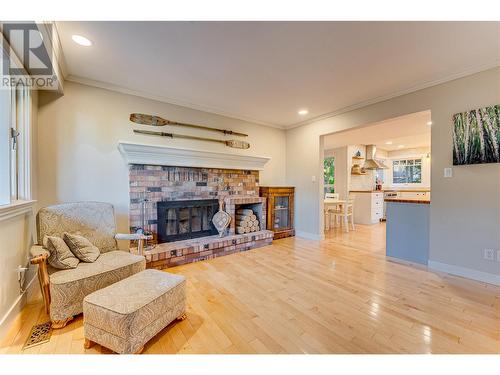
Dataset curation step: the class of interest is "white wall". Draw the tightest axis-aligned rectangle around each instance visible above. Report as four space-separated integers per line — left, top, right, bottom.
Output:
37 81 287 246
0 211 36 338
286 67 500 281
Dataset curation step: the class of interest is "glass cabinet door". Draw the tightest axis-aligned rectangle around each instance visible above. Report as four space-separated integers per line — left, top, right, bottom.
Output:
273 195 290 229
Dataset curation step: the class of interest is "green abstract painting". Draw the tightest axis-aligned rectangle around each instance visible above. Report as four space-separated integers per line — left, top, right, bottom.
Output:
452 104 500 165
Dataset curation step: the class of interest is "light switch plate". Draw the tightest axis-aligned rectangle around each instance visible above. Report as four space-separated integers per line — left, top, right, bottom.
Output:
497 250 500 262
311 175 316 183
444 167 453 178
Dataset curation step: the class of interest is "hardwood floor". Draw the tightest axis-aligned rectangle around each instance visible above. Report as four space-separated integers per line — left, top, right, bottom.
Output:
2 223 499 354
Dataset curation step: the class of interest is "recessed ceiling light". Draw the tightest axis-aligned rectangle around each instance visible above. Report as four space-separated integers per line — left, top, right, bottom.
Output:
72 34 92 47
398 145 405 149
427 121 433 126
385 141 393 145
298 109 309 116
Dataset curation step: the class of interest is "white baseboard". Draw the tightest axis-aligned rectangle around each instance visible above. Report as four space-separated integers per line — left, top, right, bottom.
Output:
0 274 38 340
295 231 325 241
428 260 500 286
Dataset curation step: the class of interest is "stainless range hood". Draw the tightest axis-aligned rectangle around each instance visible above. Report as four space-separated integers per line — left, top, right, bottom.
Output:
363 145 389 170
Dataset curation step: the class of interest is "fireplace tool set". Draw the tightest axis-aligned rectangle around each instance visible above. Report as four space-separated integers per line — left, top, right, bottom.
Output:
136 192 156 251
129 113 251 149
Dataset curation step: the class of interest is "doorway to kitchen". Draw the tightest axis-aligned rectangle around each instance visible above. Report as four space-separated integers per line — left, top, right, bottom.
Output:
321 110 432 248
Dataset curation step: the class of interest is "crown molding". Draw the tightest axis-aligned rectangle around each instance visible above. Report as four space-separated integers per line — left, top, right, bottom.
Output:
288 60 500 130
118 141 271 171
65 75 286 130
68 60 500 131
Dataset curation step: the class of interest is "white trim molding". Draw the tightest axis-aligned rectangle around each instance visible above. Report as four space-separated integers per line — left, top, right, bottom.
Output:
428 260 500 287
118 141 271 171
296 230 325 241
0 200 36 222
0 271 38 339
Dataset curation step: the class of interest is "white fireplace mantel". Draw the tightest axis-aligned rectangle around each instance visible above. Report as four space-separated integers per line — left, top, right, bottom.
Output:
118 141 271 170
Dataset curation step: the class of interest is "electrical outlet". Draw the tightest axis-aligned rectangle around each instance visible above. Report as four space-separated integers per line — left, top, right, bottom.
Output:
483 249 495 261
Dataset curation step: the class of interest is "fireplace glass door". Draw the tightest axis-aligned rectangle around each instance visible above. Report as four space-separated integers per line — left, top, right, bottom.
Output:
158 199 218 243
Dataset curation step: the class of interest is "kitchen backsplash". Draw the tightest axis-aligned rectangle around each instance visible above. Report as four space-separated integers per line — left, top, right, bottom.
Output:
350 170 376 190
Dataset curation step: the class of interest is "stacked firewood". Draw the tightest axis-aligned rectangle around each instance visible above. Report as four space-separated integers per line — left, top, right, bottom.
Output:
235 208 260 234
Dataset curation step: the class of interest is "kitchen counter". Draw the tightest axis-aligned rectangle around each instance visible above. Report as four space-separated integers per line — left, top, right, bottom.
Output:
386 199 429 265
350 189 430 193
384 197 430 204
349 190 384 193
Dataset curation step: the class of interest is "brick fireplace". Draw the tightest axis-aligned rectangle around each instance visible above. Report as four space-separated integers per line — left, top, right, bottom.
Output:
127 163 272 268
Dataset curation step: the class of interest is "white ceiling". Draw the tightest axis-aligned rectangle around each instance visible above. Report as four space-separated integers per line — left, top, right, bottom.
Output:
323 110 431 151
56 21 500 128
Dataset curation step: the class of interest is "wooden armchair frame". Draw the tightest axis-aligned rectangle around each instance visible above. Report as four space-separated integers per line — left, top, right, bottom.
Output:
31 252 51 314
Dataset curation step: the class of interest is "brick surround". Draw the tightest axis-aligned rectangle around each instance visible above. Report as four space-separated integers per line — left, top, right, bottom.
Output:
129 164 259 239
128 164 271 268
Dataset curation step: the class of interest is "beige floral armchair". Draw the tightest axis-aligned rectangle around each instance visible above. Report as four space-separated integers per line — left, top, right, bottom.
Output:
30 202 148 328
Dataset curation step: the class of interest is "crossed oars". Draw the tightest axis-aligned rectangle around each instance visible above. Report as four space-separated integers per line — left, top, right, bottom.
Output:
130 113 250 149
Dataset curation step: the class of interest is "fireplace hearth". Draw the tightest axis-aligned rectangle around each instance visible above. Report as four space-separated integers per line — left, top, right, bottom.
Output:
157 199 219 243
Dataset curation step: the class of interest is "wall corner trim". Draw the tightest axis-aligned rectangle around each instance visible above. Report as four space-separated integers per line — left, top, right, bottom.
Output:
428 260 500 286
295 231 325 241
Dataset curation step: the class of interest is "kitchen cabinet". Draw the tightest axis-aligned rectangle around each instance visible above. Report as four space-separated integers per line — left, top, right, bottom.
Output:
351 192 383 225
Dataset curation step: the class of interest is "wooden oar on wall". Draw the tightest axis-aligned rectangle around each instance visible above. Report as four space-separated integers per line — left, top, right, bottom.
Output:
133 129 251 149
130 113 248 137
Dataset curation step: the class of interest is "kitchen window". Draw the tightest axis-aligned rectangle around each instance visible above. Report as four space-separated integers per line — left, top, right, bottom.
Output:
374 169 385 184
392 158 422 184
324 156 335 193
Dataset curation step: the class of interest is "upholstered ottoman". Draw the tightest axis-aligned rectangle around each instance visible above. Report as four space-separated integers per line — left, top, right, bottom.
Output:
83 269 186 354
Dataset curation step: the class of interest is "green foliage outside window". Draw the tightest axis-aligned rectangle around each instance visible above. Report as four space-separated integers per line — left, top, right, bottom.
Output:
324 157 335 186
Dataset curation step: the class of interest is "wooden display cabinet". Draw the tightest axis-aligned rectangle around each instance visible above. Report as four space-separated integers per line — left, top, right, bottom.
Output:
259 186 295 239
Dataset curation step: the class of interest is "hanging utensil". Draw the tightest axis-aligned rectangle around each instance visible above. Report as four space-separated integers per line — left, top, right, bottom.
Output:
130 113 248 137
133 129 251 149
212 199 231 238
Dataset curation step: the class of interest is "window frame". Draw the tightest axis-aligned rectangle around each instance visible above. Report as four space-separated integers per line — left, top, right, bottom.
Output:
14 83 32 201
374 168 385 185
0 30 36 223
391 157 423 185
0 77 33 206
0 87 11 205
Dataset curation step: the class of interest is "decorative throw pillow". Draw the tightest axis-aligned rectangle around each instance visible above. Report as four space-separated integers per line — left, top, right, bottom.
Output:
64 232 100 262
45 236 80 269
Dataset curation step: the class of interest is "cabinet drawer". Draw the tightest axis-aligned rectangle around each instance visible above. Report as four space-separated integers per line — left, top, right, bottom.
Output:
371 210 383 220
